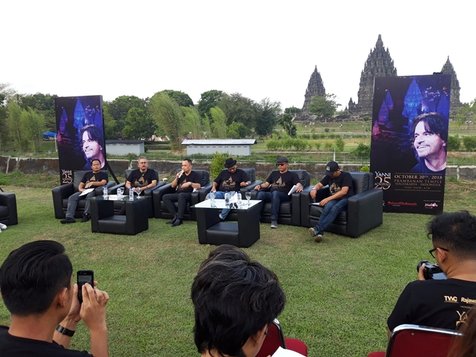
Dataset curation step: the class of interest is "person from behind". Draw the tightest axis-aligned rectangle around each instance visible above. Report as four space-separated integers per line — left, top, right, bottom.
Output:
125 157 158 195
387 211 476 334
0 240 109 356
162 158 202 227
448 306 476 357
410 112 447 174
191 245 286 357
61 158 108 224
208 158 250 220
308 161 354 242
254 156 303 229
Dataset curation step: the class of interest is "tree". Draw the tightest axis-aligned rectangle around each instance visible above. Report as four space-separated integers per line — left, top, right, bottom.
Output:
105 96 147 139
149 92 183 150
6 101 27 151
159 90 194 107
181 107 203 139
279 108 299 137
255 98 280 136
218 93 259 136
197 90 225 117
308 94 340 122
18 93 56 131
209 107 227 138
122 107 156 140
227 122 248 138
21 108 45 152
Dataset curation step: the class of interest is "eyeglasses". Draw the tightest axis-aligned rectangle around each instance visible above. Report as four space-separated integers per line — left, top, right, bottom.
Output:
429 247 449 259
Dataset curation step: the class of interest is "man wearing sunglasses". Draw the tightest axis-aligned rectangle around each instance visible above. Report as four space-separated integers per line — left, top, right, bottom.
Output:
387 211 476 334
254 157 302 229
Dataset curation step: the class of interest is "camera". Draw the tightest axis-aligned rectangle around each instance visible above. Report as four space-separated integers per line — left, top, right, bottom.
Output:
77 270 94 303
416 260 447 280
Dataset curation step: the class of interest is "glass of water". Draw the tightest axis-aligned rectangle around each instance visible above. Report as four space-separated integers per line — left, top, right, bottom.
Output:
236 192 242 208
245 191 251 206
117 187 124 197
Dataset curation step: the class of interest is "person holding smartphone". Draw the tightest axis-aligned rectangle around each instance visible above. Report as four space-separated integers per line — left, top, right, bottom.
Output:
0 240 110 357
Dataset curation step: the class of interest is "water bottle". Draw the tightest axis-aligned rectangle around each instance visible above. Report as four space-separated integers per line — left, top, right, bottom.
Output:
129 188 134 201
103 186 108 199
209 191 216 207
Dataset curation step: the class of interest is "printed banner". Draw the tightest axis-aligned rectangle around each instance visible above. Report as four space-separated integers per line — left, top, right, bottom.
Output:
370 74 451 214
55 96 106 184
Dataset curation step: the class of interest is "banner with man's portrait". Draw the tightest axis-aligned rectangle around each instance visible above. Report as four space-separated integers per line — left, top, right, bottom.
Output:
370 74 451 214
55 95 106 184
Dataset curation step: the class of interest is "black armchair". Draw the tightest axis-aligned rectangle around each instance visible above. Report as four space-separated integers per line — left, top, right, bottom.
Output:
300 172 383 238
0 192 18 226
250 170 311 226
153 169 211 220
52 170 112 219
109 169 165 217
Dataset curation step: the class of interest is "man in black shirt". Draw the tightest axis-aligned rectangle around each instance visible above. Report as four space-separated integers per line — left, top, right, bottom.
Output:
387 211 476 334
125 157 159 195
163 158 202 227
255 157 302 229
61 159 108 224
0 240 109 356
308 161 354 242
209 158 250 220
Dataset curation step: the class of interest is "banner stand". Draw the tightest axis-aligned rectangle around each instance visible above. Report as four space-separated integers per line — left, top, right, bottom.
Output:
104 161 120 185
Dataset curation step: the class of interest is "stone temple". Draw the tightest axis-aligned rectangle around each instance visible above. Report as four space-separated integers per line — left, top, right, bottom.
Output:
299 34 461 121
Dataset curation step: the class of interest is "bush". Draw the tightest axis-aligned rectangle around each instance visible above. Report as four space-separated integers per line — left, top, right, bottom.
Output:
463 136 476 151
335 137 345 152
447 135 461 151
209 153 227 179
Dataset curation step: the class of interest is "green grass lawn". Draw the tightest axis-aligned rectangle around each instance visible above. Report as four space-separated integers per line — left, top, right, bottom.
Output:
0 179 475 356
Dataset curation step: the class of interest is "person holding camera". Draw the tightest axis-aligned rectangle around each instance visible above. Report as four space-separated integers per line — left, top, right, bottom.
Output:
0 240 109 357
387 210 476 333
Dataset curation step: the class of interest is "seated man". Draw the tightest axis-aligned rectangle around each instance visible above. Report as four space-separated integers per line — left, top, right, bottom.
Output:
254 156 303 229
308 161 354 242
162 158 202 227
209 157 250 220
191 245 285 357
387 210 476 334
61 159 108 224
0 240 109 356
125 157 158 195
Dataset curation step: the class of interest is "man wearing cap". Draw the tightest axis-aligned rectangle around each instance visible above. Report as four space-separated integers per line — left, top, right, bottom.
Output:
209 158 251 220
254 157 303 229
308 161 354 242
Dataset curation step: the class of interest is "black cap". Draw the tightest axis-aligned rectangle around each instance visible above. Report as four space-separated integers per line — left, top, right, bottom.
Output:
325 161 339 176
224 158 237 168
276 156 288 164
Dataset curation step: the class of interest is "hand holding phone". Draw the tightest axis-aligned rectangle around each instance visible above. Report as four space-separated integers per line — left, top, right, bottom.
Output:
77 270 94 303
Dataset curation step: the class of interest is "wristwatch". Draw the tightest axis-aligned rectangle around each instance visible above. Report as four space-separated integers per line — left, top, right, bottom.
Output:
56 325 75 337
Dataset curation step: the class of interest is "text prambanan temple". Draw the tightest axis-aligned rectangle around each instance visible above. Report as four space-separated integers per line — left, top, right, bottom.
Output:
299 34 461 121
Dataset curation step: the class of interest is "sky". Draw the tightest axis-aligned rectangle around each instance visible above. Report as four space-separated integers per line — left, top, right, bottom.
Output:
1 0 475 110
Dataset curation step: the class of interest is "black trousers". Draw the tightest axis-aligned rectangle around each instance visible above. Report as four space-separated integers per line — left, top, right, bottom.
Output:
162 192 192 219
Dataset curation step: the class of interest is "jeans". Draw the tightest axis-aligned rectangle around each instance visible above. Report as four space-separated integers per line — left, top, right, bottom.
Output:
162 192 192 219
314 198 348 234
65 190 95 219
256 190 290 221
206 191 233 219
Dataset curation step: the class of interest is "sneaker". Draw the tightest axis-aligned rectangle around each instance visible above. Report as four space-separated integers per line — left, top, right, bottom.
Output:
172 218 183 227
270 221 278 229
167 216 177 224
60 217 76 224
219 213 225 221
0 223 7 230
81 214 91 222
314 234 324 243
308 227 317 237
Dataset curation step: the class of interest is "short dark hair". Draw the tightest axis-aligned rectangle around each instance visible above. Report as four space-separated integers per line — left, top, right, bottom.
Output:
0 240 73 315
91 158 101 166
183 158 192 165
191 246 285 356
80 124 102 143
412 112 448 142
428 211 476 257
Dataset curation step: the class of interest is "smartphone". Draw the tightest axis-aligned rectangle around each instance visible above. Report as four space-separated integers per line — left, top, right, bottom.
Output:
77 270 94 303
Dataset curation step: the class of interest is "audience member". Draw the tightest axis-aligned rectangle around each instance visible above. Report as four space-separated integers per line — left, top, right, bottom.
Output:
0 240 109 356
410 112 447 174
387 211 476 334
448 306 476 357
163 159 202 227
208 158 250 220
125 157 158 195
61 159 108 224
308 161 354 242
191 245 286 357
254 156 302 229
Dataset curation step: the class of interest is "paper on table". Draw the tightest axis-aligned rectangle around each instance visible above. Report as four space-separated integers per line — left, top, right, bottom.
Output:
79 188 95 196
272 346 305 357
288 184 298 196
